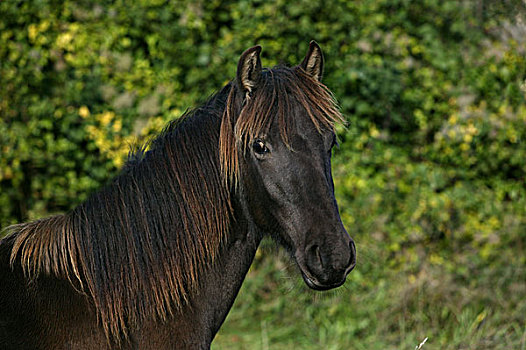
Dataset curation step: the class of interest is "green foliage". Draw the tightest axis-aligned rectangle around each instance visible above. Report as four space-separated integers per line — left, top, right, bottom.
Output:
1 0 525 348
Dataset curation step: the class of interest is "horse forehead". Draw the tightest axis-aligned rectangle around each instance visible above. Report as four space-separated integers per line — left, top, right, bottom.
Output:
269 102 322 135
293 116 329 144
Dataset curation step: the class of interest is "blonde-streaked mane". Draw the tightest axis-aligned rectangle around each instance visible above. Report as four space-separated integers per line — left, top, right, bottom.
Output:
5 86 233 342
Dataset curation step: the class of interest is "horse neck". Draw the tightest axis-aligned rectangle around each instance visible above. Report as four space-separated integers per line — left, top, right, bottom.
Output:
135 194 264 348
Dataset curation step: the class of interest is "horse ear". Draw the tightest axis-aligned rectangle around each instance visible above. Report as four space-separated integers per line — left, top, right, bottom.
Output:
299 40 324 82
236 45 262 95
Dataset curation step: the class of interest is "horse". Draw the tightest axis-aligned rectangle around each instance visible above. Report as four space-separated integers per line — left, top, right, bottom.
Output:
0 41 356 349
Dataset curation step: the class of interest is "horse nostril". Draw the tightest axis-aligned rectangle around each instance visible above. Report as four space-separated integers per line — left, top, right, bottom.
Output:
306 244 324 271
315 245 323 268
347 240 357 271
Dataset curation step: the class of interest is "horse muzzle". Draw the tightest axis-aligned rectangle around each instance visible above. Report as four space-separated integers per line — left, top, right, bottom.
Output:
298 239 356 291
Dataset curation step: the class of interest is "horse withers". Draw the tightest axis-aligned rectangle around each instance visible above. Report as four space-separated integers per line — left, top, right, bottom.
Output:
0 41 356 349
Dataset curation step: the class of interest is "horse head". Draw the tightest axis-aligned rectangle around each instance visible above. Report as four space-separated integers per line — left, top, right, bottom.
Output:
222 42 356 290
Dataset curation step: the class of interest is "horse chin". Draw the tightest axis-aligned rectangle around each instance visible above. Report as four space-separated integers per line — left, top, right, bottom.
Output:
300 271 346 291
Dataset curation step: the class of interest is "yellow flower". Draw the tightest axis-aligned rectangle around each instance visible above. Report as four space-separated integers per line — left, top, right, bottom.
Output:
57 32 73 49
28 24 38 42
112 119 122 133
97 111 114 126
370 126 380 138
79 106 90 118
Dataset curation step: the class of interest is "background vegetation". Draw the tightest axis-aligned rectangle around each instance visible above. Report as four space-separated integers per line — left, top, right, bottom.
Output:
1 0 525 348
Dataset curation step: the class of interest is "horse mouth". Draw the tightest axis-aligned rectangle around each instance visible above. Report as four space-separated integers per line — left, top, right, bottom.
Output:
300 271 346 291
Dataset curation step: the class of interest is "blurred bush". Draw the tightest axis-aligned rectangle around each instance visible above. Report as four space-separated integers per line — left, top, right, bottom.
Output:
1 0 525 347
1 0 524 258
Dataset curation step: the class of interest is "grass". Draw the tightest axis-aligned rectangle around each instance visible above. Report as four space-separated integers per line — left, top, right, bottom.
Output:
212 236 526 349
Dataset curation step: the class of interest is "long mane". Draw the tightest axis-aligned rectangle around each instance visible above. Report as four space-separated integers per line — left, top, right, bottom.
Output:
2 65 342 341
5 86 234 340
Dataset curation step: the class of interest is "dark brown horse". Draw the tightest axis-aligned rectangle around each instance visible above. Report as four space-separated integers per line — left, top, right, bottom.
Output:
0 41 356 349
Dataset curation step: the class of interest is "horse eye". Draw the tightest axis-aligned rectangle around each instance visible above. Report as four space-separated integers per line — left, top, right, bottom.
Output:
252 139 269 156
